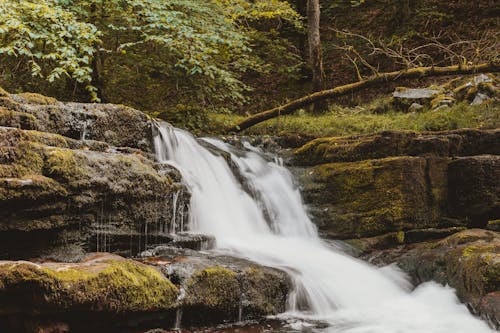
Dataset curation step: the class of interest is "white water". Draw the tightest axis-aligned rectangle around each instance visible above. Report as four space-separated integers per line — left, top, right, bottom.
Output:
153 122 494 333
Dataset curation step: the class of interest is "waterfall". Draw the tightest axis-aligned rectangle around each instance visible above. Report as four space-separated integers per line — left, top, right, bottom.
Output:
153 122 494 333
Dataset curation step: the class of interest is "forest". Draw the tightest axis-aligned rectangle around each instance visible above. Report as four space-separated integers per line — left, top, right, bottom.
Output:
0 1 498 333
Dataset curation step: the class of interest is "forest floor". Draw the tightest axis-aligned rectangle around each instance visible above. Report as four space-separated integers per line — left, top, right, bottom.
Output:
206 100 499 138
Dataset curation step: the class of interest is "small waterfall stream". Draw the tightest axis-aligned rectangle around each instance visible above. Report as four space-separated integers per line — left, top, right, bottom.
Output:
153 122 494 333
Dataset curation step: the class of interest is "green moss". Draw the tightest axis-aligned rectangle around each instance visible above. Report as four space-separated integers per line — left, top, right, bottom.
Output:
205 100 499 137
0 108 37 129
0 259 178 313
185 266 239 309
44 148 84 182
24 130 69 148
396 231 405 244
15 142 45 176
17 93 57 105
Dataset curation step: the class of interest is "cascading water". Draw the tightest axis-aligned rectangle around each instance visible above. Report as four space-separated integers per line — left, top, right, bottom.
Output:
153 122 494 333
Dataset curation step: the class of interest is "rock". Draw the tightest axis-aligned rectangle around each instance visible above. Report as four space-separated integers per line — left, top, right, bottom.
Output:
382 229 500 328
293 130 499 239
430 95 455 109
293 129 500 166
298 156 450 238
393 87 440 110
0 253 179 332
448 155 500 227
141 246 290 326
345 227 466 254
0 124 188 260
474 74 494 84
408 102 424 112
452 74 498 104
0 91 153 151
471 92 491 105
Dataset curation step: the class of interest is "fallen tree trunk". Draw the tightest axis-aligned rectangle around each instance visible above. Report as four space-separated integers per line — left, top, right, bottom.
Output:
229 63 499 132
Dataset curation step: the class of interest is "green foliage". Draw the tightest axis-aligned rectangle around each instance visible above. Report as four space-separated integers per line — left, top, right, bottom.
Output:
0 0 100 100
0 0 302 107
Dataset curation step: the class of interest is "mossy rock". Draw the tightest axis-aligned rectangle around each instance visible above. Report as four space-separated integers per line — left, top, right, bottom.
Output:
0 126 186 259
0 254 178 315
182 266 240 324
293 129 500 166
16 93 57 105
299 156 447 238
0 107 37 129
397 229 499 306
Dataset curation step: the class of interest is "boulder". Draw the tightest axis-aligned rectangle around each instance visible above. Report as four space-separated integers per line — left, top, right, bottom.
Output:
0 253 179 332
408 102 424 112
393 87 440 110
139 246 290 326
293 129 499 239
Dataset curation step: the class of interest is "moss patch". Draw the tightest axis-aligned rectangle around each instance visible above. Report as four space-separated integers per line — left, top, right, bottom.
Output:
16 93 57 105
184 266 239 309
0 256 178 314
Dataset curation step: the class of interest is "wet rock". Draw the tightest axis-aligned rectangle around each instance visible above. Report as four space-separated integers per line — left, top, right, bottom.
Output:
472 92 491 105
345 227 466 254
0 126 188 259
387 229 500 328
298 156 450 238
140 247 290 326
0 89 153 151
293 129 499 239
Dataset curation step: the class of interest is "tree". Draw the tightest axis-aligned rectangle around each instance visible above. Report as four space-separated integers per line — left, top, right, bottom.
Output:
0 0 101 100
307 0 326 113
0 0 302 109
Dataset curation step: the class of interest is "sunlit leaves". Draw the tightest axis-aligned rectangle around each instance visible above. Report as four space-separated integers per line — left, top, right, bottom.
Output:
0 0 100 93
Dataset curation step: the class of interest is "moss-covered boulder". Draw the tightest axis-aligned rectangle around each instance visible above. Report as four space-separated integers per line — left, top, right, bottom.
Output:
293 129 499 239
0 125 188 260
143 247 290 326
0 254 179 332
298 156 448 238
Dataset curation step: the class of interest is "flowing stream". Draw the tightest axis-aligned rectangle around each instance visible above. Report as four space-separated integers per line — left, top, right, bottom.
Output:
153 122 494 333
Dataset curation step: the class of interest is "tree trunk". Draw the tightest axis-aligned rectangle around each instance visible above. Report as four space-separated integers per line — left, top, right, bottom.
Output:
307 0 327 113
228 63 499 133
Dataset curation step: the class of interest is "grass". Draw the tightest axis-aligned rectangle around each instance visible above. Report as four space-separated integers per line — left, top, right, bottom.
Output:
205 101 499 138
